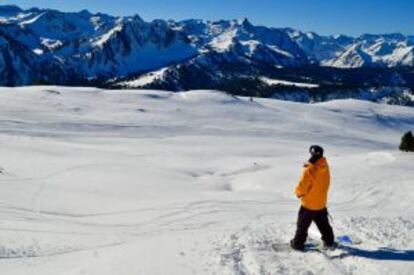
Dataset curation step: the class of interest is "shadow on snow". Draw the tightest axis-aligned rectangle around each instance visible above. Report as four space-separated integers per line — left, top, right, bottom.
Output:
333 246 414 261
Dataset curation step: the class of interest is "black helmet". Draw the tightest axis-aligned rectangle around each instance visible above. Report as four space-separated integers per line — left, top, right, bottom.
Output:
309 145 324 156
309 145 324 163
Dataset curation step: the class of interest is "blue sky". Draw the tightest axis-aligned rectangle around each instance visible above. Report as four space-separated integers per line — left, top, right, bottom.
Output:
3 0 413 36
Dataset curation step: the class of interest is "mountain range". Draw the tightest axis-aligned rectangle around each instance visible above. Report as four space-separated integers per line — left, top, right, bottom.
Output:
0 5 413 105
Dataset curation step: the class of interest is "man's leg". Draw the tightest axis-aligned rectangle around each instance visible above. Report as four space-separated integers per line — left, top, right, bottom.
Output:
313 208 334 246
291 206 313 250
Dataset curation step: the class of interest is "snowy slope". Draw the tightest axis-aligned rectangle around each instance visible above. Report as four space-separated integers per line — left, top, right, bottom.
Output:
261 76 319 88
0 87 413 274
117 67 169 88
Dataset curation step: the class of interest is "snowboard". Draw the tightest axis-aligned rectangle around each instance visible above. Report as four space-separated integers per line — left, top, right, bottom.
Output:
271 241 329 253
272 235 361 253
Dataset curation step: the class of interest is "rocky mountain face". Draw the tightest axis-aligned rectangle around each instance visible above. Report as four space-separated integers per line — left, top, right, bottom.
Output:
0 5 198 85
0 5 413 105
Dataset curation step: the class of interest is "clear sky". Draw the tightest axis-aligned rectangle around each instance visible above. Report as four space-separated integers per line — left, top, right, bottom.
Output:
2 0 413 36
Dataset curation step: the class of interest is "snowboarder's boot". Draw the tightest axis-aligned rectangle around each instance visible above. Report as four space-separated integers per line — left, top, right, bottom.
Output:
323 241 338 251
290 239 305 251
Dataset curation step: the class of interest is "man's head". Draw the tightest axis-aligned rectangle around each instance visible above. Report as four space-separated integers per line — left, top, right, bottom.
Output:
308 145 324 163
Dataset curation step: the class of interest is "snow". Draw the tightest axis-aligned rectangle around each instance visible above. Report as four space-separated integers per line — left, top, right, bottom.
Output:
0 87 413 274
209 29 237 52
41 38 63 50
92 23 123 48
267 45 295 58
118 68 168 88
261 76 320 88
90 16 104 30
18 12 45 26
0 12 32 24
32 48 44 55
240 40 260 56
290 29 414 68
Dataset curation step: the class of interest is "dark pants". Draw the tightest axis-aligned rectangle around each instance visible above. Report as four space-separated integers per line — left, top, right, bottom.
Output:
292 206 334 250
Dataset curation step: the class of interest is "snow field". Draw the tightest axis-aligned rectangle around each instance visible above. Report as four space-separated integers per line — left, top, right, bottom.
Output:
0 87 413 274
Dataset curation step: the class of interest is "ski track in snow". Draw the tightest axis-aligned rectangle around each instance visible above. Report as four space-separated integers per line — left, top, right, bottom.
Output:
0 87 413 274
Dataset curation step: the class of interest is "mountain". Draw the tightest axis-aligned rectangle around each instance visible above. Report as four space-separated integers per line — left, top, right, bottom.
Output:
286 31 414 68
0 5 198 84
0 5 413 105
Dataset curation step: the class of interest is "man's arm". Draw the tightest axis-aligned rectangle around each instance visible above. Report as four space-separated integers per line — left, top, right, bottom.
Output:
295 166 312 198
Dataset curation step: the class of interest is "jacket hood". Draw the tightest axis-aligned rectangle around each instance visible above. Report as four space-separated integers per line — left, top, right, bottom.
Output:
306 157 327 168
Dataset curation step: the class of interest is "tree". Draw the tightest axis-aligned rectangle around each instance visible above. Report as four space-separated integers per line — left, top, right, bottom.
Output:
32 79 51 86
399 131 414 152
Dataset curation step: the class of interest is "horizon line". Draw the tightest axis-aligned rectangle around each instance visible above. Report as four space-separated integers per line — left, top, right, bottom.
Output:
1 4 413 38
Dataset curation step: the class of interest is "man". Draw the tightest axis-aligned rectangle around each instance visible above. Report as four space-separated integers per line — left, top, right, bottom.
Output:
290 145 335 251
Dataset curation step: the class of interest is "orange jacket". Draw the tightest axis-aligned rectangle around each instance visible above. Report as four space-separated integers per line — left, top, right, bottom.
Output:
295 157 330 210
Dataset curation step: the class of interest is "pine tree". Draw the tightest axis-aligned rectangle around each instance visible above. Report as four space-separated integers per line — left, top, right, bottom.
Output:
32 79 51 86
399 131 414 152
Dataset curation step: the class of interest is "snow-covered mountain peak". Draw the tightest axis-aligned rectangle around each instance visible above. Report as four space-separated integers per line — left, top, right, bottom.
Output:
358 33 408 43
236 17 254 29
0 5 413 91
326 43 372 68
